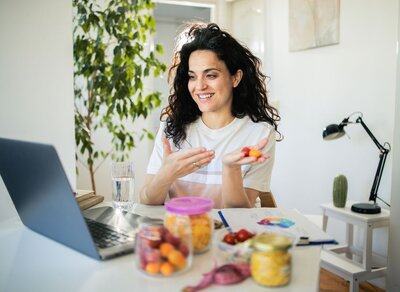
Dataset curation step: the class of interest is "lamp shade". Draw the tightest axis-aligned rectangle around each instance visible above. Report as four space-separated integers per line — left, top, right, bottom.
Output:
322 124 345 140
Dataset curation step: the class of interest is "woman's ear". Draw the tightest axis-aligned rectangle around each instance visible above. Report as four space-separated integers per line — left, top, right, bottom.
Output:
232 69 243 88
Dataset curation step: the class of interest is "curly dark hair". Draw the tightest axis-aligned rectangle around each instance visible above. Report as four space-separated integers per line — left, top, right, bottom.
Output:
161 22 281 148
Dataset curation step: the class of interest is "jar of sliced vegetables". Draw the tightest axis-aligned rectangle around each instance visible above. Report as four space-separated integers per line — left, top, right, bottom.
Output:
165 197 214 254
250 233 293 287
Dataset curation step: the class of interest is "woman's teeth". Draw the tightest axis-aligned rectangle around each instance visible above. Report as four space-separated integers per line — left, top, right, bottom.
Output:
198 93 213 99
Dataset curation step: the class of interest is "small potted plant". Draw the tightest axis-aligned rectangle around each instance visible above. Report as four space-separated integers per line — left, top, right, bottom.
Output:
332 174 348 208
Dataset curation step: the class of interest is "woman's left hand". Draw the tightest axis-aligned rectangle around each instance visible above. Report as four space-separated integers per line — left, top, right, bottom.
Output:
222 137 270 168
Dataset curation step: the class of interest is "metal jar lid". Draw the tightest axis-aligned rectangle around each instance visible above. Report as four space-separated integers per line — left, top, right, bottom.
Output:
252 233 293 252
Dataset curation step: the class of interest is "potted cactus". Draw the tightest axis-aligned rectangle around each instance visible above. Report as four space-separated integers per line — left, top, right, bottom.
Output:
332 174 348 208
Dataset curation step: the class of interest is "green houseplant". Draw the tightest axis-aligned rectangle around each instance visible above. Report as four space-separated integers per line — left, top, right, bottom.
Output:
73 0 166 193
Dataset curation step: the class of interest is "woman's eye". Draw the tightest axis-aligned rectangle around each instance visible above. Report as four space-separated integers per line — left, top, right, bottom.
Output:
188 75 195 80
207 74 217 79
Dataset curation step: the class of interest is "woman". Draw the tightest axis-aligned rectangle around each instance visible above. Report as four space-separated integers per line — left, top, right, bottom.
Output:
139 22 281 208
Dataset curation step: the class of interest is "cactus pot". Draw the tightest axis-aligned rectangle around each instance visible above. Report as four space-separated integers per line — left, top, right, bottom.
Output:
333 174 348 208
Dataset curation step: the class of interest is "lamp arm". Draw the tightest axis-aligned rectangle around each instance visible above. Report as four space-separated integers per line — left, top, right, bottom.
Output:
355 116 390 206
356 116 386 151
369 150 388 204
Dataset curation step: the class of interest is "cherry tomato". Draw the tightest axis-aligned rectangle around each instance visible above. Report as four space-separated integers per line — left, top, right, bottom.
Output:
249 149 262 158
223 233 237 245
241 147 250 157
236 229 253 242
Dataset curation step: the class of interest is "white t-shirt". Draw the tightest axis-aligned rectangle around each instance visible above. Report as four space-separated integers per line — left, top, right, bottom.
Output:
147 116 276 208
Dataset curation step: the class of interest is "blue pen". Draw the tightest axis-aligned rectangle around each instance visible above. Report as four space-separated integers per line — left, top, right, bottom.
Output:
296 238 338 246
217 210 233 233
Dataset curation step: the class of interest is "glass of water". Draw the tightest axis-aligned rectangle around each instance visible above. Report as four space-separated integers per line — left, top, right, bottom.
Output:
111 161 135 212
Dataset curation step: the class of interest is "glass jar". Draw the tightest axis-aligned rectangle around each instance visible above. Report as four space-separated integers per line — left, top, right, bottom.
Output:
135 218 192 277
250 233 293 287
165 197 214 254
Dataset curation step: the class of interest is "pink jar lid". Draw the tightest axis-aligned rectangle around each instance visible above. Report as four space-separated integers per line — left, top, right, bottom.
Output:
165 197 214 215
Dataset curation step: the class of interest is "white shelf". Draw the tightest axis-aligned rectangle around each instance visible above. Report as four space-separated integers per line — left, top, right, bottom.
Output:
321 249 365 275
320 202 390 292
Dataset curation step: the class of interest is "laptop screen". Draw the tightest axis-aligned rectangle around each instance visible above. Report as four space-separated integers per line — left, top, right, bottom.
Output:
0 138 100 259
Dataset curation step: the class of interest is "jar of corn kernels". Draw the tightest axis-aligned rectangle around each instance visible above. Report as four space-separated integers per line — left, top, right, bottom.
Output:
165 197 214 254
250 233 293 287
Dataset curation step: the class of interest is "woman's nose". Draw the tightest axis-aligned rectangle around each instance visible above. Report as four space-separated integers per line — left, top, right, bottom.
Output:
195 78 207 90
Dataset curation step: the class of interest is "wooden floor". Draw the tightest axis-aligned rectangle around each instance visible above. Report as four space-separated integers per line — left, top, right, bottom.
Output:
320 268 385 292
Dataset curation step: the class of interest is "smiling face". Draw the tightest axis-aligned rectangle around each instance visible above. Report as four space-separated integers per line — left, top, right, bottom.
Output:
188 50 242 125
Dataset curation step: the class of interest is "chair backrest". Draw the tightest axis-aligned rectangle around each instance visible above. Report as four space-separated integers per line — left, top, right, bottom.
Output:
259 191 277 207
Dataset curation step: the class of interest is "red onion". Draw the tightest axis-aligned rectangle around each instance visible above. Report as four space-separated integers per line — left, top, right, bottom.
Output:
182 262 251 292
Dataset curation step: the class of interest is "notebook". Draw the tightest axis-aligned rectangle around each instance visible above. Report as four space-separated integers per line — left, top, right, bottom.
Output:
0 137 144 260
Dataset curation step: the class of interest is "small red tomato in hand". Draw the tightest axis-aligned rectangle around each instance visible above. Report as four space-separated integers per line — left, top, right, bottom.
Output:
223 233 237 245
241 147 250 157
248 149 262 158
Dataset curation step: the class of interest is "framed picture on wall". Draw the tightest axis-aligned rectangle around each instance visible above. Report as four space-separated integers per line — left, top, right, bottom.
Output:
289 0 340 52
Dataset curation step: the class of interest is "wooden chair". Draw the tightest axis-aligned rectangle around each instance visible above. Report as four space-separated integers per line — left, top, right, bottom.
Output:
258 191 277 207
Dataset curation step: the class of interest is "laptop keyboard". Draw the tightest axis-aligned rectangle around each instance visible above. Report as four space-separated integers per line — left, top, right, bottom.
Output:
85 218 135 249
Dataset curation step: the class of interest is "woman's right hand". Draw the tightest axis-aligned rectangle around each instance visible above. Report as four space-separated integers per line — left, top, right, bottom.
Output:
159 136 215 181
222 137 270 168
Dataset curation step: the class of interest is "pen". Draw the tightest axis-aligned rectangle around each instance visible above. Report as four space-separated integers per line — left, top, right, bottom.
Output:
217 210 233 233
296 237 338 246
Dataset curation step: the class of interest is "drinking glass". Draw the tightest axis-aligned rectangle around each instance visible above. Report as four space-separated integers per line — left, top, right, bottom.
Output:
111 161 135 212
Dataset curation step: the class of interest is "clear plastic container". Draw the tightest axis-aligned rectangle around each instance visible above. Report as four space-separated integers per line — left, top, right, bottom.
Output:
250 233 293 287
135 218 192 277
213 226 257 264
165 197 214 254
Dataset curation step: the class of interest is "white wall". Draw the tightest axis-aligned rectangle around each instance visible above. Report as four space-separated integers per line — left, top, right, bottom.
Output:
265 0 398 288
231 0 265 65
265 0 397 214
387 2 400 289
0 0 75 221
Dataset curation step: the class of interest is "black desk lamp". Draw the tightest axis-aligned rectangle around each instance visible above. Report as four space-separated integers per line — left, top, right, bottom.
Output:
323 112 391 214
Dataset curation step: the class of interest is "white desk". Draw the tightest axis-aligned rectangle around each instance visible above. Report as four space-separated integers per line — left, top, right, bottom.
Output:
320 202 390 292
0 205 323 292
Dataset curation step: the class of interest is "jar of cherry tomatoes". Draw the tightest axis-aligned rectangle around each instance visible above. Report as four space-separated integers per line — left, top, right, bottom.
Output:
135 218 192 277
250 233 293 287
165 197 214 254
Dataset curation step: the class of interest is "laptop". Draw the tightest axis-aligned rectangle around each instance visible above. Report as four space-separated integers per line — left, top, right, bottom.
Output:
0 137 146 260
